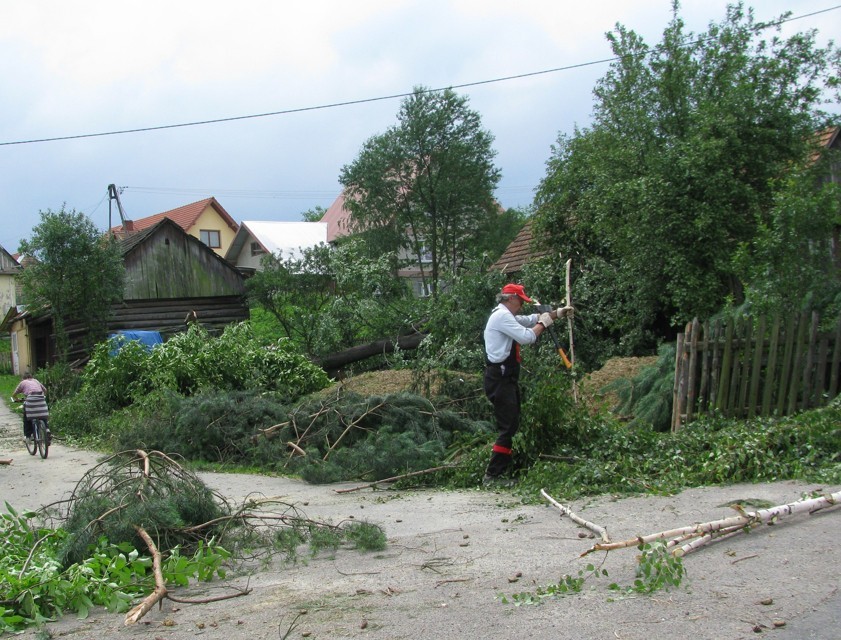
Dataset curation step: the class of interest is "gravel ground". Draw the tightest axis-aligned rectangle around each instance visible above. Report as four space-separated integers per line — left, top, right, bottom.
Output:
0 399 839 640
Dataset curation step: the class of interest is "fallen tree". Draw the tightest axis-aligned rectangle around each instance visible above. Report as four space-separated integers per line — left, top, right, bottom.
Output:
314 332 425 376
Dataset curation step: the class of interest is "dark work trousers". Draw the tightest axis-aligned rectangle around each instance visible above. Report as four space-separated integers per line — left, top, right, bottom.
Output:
484 362 521 477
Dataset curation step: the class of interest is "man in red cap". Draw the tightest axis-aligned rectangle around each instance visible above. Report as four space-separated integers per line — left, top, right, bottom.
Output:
482 283 573 486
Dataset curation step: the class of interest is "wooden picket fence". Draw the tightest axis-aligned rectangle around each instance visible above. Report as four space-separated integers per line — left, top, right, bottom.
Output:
672 312 841 430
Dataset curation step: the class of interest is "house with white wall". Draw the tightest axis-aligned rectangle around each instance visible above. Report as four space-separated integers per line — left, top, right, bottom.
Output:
224 221 328 273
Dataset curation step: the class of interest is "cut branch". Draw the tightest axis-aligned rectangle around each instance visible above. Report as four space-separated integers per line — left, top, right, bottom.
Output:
541 489 609 542
580 490 841 557
323 401 385 460
335 465 457 493
125 527 167 625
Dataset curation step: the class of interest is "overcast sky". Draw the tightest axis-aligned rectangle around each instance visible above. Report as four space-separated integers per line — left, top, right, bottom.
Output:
1 1 837 254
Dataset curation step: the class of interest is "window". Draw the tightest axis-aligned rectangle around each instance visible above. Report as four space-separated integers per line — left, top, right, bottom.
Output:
418 242 432 263
200 229 221 248
250 241 266 257
416 280 432 298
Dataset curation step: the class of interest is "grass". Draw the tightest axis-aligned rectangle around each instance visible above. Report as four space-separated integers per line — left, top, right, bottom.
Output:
0 374 20 409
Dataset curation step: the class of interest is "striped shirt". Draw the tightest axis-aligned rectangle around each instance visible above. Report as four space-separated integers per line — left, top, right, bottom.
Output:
24 393 49 419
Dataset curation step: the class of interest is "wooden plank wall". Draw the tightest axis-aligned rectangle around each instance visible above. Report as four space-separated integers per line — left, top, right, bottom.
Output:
672 313 841 430
62 296 249 363
123 225 245 299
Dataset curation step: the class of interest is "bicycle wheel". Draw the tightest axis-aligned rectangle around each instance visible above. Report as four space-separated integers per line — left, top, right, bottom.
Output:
25 421 37 456
34 419 49 459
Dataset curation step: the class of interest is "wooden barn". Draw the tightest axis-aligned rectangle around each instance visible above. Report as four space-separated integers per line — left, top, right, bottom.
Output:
113 217 248 336
5 218 248 369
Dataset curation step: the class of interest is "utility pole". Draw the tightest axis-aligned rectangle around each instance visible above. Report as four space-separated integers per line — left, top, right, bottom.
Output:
107 184 130 231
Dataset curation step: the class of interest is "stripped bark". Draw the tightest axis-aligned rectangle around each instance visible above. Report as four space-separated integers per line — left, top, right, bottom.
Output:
541 489 609 542
125 527 167 625
564 257 578 402
581 490 841 558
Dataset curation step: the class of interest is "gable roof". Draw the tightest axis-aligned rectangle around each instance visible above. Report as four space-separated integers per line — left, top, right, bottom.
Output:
0 245 21 275
110 197 239 235
117 217 245 291
321 193 353 242
489 219 548 276
225 220 328 261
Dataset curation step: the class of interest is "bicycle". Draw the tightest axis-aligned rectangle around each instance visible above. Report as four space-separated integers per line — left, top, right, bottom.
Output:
26 416 50 459
11 398 50 459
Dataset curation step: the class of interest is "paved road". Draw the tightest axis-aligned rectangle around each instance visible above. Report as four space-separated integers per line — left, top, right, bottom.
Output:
0 398 104 512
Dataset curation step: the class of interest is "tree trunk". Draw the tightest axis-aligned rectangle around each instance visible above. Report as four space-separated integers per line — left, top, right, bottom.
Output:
315 332 425 374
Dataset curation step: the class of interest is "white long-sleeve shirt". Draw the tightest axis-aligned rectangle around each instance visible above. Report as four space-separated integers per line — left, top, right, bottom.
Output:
483 304 539 364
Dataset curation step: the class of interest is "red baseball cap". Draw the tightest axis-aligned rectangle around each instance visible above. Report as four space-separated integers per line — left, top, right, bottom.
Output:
501 283 534 303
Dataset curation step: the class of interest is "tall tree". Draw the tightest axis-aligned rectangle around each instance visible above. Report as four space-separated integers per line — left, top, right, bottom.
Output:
535 1 840 359
300 205 327 222
339 86 501 297
18 206 125 361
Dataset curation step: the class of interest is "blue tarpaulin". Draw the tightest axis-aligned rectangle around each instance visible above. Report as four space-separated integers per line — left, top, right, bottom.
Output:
109 330 164 355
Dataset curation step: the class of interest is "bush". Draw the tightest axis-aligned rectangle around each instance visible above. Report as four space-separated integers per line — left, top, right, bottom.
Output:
82 323 330 404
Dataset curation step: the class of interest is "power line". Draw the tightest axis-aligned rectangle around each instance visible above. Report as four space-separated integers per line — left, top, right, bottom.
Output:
0 4 838 148
123 186 341 199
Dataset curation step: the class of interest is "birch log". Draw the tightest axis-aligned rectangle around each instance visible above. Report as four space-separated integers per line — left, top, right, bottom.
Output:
581 490 840 558
541 489 610 542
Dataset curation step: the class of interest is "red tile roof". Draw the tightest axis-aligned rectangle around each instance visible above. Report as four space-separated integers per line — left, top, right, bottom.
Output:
489 219 548 276
110 197 239 235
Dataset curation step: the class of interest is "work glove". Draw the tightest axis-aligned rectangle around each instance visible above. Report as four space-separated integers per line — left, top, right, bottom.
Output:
555 305 575 319
538 312 554 328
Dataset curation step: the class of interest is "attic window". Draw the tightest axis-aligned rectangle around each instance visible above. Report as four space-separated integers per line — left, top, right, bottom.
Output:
200 229 221 248
250 242 266 257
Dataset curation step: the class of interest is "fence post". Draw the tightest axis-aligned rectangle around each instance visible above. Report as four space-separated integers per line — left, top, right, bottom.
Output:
698 319 711 412
802 312 820 410
672 328 686 432
717 318 734 413
829 316 841 399
762 316 781 416
685 318 700 424
709 318 721 409
738 317 753 417
777 315 797 415
747 316 766 418
787 312 809 414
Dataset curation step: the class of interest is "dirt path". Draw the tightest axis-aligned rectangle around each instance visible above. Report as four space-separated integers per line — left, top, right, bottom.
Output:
1 400 839 639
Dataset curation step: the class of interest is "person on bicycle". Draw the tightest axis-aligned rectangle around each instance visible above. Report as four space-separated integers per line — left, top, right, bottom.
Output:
12 372 50 442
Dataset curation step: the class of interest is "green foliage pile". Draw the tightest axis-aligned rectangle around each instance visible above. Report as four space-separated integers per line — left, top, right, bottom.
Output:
57 451 228 568
516 397 841 500
111 387 493 482
111 389 287 463
0 503 229 632
603 343 676 432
